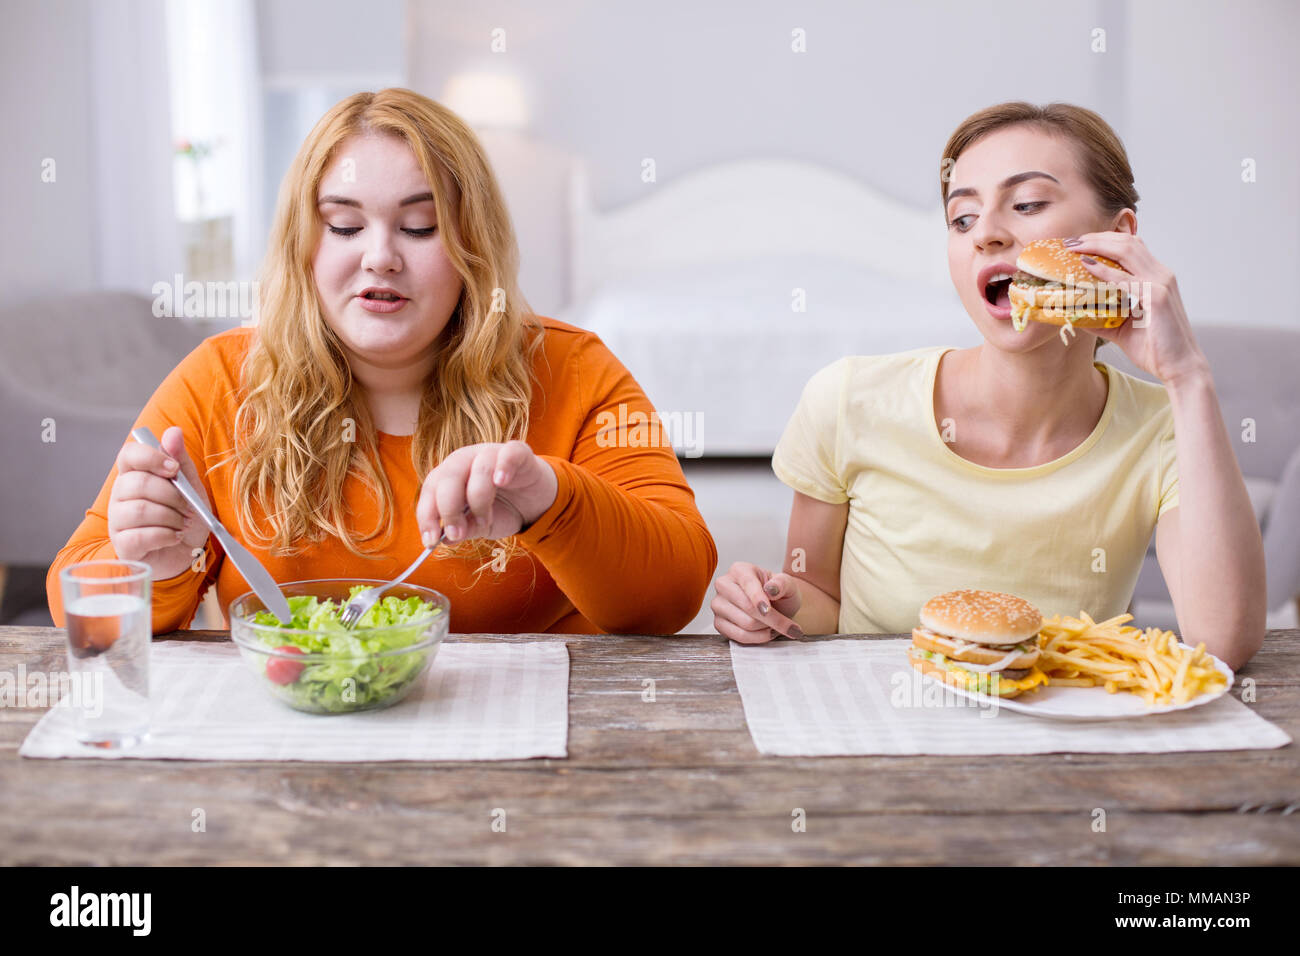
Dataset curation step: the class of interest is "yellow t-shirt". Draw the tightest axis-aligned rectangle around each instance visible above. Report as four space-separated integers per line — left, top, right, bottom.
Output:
772 346 1179 634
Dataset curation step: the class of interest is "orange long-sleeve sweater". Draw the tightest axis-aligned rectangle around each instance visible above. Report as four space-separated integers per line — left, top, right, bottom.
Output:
47 317 716 635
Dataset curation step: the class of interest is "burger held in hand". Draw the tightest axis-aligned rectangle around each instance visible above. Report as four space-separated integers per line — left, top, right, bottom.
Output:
908 589 1050 699
1006 237 1134 333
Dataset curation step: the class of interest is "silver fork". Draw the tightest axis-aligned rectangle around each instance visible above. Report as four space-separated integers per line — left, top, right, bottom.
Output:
339 519 458 629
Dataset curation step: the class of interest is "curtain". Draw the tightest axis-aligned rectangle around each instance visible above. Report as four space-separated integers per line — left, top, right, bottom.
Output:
88 0 185 292
164 0 265 283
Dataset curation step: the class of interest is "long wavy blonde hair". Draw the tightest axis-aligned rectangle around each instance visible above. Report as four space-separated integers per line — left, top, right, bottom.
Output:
223 88 541 562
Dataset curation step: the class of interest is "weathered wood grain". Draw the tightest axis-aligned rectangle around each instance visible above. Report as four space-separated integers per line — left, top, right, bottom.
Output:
1 626 1296 865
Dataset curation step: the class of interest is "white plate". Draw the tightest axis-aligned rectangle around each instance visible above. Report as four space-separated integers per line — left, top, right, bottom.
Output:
914 643 1235 721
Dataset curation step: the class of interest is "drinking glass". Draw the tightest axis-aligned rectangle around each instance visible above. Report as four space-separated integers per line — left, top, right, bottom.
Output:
59 560 152 747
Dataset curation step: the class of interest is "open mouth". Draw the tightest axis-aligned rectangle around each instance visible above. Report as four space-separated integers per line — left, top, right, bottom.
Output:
983 274 1014 306
361 291 404 301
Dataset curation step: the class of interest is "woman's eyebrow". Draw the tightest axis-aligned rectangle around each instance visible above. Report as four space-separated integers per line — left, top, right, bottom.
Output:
946 171 1061 208
317 192 436 208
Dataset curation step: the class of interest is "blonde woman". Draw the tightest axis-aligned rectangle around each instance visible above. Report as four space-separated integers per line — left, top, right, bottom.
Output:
711 102 1265 670
49 88 716 634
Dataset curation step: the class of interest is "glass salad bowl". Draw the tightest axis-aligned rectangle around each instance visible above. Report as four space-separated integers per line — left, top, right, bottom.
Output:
229 578 450 714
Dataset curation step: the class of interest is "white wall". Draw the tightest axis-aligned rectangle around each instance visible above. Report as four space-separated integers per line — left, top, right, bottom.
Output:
1 0 98 304
412 0 1106 208
2 0 1294 329
1124 0 1299 327
407 0 1112 316
257 0 406 82
407 0 1298 328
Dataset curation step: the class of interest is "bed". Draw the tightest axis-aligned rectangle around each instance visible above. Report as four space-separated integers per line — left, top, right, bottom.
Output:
559 158 980 456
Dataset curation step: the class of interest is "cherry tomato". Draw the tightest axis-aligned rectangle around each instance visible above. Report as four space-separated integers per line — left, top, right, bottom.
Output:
265 645 306 684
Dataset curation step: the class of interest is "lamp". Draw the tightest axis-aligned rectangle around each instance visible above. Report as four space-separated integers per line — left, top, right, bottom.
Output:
441 72 530 131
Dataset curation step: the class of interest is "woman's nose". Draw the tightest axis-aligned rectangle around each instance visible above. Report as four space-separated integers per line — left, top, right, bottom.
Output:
361 232 402 273
971 213 1013 252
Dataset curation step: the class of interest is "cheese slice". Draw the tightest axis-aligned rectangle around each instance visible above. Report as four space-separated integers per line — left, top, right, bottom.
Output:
911 647 1049 694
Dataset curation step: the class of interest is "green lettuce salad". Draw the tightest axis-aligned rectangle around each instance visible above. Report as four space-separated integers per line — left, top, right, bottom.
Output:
250 586 443 713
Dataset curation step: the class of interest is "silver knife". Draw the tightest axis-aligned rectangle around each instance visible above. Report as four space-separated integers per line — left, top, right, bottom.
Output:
131 426 292 625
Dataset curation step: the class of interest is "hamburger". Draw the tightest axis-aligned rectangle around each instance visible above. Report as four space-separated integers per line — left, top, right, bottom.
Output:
908 589 1049 699
1007 238 1133 333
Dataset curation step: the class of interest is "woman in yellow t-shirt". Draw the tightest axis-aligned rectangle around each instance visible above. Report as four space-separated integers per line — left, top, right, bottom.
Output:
711 102 1266 670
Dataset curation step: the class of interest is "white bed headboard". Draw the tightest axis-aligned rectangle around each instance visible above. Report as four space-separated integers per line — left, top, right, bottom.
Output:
569 158 952 301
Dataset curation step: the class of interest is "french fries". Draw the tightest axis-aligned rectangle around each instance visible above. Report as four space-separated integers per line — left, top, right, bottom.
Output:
1036 611 1228 707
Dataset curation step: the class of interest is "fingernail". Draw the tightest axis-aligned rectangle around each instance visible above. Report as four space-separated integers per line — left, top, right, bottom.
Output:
422 530 434 548
1063 238 1082 247
164 459 178 471
1081 255 1097 264
758 601 770 615
174 530 184 541
493 470 507 485
446 524 462 541
790 625 806 640
765 583 779 597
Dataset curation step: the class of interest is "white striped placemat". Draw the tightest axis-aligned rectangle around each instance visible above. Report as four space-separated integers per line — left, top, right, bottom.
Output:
20 639 569 761
731 638 1291 756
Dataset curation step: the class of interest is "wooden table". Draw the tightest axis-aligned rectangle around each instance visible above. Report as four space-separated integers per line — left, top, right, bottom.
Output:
2 625 1297 865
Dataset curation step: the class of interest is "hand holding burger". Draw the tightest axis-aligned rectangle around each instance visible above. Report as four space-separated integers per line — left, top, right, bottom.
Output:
1065 233 1212 390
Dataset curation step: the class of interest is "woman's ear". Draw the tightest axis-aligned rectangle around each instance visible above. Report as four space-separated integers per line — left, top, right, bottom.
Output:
1110 208 1138 235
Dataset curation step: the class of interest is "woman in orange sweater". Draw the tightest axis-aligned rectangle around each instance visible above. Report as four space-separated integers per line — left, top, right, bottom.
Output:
48 88 716 635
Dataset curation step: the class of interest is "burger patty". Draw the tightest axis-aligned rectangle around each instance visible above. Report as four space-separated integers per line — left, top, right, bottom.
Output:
956 641 1036 654
913 628 1037 655
1012 271 1066 289
1011 272 1126 314
910 648 1039 689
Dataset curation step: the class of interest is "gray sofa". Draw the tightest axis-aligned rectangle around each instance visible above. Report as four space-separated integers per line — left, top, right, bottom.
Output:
0 291 220 623
1099 328 1300 625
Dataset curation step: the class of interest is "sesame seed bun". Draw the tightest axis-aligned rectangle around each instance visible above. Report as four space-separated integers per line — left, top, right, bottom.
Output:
917 589 1043 645
1016 237 1127 285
